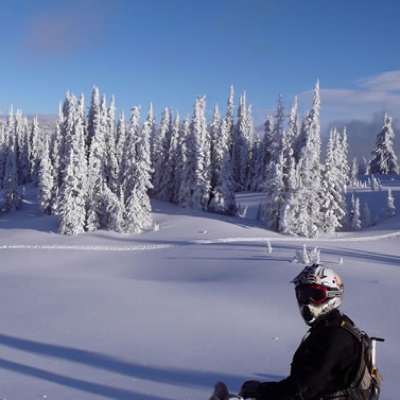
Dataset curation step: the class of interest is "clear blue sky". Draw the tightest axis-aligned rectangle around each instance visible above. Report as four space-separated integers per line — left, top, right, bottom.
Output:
1 0 400 129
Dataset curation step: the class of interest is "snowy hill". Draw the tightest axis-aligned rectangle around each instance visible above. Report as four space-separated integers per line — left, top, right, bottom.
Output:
0 183 399 399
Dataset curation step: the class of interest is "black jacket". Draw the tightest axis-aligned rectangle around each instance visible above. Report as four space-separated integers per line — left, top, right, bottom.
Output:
256 310 361 400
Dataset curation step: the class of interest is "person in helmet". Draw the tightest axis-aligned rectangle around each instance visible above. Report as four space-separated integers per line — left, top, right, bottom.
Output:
239 264 362 400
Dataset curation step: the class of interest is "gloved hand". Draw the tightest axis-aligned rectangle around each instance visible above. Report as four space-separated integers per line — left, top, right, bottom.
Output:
239 380 261 399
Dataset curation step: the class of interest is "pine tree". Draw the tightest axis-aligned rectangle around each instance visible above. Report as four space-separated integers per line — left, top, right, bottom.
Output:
176 116 192 207
86 94 108 232
86 85 101 155
115 110 126 169
3 105 23 211
209 107 237 215
104 95 119 194
260 156 285 230
37 135 54 214
232 92 252 190
27 115 40 185
15 110 31 185
282 81 322 237
320 128 346 233
58 93 88 234
189 96 211 210
152 107 170 197
121 106 153 233
386 189 396 217
349 194 362 231
369 113 399 174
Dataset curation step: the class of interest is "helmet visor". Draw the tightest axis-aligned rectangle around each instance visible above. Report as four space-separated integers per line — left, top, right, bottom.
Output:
296 284 328 305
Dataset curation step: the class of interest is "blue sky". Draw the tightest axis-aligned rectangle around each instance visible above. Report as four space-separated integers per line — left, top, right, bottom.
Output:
1 0 400 132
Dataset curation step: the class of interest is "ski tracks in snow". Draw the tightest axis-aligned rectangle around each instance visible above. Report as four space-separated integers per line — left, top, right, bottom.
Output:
1 230 400 252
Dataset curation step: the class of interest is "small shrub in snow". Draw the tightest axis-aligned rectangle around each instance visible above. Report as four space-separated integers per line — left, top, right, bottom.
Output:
293 245 320 264
238 205 248 219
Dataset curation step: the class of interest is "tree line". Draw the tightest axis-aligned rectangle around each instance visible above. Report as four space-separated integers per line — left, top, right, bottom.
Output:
0 82 398 237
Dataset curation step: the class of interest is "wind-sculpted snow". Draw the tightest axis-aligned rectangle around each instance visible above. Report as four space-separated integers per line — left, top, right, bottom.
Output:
1 229 400 252
0 244 174 251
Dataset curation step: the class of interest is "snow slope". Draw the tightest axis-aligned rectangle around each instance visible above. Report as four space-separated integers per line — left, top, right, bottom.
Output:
0 184 399 400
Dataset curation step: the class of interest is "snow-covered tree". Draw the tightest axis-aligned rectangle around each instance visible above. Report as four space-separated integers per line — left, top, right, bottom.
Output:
86 94 108 232
121 105 153 233
58 94 88 234
369 113 399 175
283 80 322 237
232 92 252 190
3 106 23 211
27 115 40 185
189 96 211 210
260 156 285 230
209 107 237 215
349 194 362 231
104 95 120 194
37 135 54 214
152 107 170 197
176 116 191 207
15 110 31 185
386 189 396 217
320 128 347 233
86 85 101 155
115 110 126 169
362 201 372 228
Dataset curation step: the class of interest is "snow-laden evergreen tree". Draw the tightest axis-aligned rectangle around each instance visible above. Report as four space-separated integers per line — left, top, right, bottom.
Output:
107 189 125 233
168 111 181 203
120 106 141 208
157 109 179 202
260 116 275 189
121 105 153 233
260 155 285 230
58 93 88 234
320 128 347 233
15 110 31 185
349 194 362 231
386 188 396 217
359 156 369 175
37 134 54 215
104 95 120 194
176 116 191 207
86 94 108 232
224 85 235 156
369 113 399 174
362 202 371 228
248 116 275 193
350 157 359 186
152 107 170 197
0 120 6 188
3 106 23 211
28 115 41 185
232 92 252 190
247 137 263 191
50 103 65 191
288 96 300 160
115 110 126 168
209 107 237 215
281 80 322 237
86 85 101 155
209 104 222 191
189 96 211 210
270 94 285 163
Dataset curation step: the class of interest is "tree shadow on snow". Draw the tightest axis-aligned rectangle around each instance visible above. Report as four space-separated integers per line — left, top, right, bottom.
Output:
0 333 277 399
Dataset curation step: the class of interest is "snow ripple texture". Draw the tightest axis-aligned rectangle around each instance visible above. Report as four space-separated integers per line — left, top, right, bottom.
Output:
0 229 400 252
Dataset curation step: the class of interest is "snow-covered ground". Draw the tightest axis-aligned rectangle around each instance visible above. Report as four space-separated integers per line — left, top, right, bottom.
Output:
0 183 399 400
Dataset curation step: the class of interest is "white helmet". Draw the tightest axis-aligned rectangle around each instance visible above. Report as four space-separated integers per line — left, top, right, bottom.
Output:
291 264 344 325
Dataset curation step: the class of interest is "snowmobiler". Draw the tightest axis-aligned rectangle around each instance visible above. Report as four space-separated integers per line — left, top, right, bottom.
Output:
228 264 383 400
